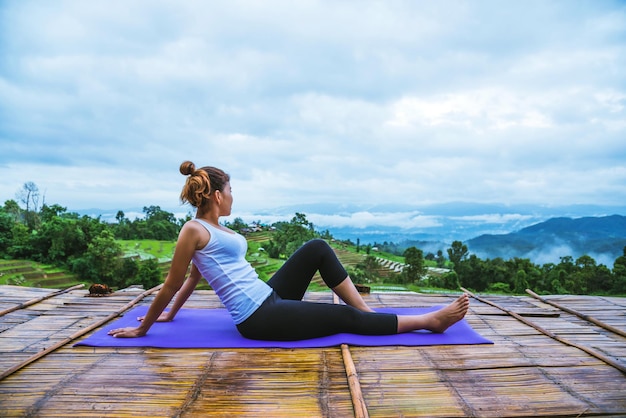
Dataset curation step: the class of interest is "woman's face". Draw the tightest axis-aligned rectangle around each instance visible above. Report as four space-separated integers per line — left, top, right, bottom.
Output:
217 181 233 216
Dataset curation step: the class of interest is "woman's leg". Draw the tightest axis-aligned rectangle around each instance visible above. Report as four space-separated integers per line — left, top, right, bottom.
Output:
267 239 373 311
331 278 374 312
237 292 470 341
237 292 397 340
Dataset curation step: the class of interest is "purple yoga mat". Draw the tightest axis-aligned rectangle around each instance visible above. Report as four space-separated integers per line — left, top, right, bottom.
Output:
75 305 492 349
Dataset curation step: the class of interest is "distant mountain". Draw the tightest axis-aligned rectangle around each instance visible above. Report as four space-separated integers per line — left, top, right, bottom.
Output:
467 215 626 265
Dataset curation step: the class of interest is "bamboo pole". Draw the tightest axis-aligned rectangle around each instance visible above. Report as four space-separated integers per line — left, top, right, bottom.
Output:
0 283 85 316
526 288 626 338
341 344 369 418
334 294 369 418
0 283 163 381
461 287 626 375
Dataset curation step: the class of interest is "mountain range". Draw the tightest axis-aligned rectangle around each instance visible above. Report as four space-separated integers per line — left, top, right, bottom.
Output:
467 214 626 266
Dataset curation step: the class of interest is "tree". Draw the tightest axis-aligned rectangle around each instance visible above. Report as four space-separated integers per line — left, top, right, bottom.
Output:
16 181 40 212
435 249 446 268
8 223 34 258
0 207 13 256
350 255 382 284
39 204 67 223
570 255 597 294
441 270 460 289
456 254 492 291
72 230 122 285
143 206 178 240
33 217 87 263
113 210 133 239
612 246 626 294
226 217 247 232
403 246 425 283
136 258 163 289
447 241 468 273
513 270 529 294
4 199 21 222
118 257 139 286
266 213 316 258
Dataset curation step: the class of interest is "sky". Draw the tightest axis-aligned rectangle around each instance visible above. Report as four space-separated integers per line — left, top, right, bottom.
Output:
1 0 625 230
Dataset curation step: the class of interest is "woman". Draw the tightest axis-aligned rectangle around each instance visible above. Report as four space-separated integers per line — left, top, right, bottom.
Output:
109 161 469 341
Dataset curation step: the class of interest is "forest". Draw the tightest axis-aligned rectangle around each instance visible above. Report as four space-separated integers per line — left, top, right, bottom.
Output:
1 182 625 296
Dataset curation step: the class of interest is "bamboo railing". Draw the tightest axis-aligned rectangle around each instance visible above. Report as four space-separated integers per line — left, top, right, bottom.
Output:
0 283 85 316
0 283 163 381
461 287 626 375
526 288 626 338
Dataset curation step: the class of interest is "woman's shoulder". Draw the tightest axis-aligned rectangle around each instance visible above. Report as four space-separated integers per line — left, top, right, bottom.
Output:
180 220 211 249
183 218 205 230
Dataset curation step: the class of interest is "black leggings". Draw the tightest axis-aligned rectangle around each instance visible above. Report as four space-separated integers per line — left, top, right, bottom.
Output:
237 239 398 341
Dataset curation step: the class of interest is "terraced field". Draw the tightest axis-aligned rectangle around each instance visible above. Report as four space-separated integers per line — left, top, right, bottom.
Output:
0 260 84 288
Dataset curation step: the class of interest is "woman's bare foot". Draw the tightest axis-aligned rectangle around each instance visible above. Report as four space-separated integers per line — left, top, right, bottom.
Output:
423 294 470 333
396 294 470 333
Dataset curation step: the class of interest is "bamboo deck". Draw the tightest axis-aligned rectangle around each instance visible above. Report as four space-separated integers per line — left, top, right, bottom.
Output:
0 285 625 417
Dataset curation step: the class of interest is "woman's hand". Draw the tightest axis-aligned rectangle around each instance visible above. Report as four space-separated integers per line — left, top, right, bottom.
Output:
107 326 147 338
138 311 172 322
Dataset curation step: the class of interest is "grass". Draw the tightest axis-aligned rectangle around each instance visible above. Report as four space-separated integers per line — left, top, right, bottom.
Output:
118 240 177 262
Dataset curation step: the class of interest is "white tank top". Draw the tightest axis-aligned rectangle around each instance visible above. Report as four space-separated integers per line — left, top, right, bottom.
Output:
190 219 272 324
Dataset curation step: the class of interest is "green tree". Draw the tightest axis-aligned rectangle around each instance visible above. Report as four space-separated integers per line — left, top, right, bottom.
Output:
403 246 425 283
349 255 382 284
136 258 163 289
33 217 86 263
571 255 597 294
447 241 468 273
4 199 22 223
39 204 67 223
143 206 178 240
457 254 490 291
113 210 133 240
226 217 247 232
0 206 13 256
612 246 626 294
590 264 613 294
72 230 122 285
266 213 316 258
441 270 460 289
118 257 140 286
8 223 34 258
505 257 541 292
513 270 529 294
435 249 446 268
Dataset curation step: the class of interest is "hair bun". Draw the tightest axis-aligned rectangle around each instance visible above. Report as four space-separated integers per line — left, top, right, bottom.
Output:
180 161 196 176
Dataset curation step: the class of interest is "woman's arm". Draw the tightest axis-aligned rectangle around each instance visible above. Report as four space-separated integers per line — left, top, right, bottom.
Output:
108 222 206 338
142 264 202 322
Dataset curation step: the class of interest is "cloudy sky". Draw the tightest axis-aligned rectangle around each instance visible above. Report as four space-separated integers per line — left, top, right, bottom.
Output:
1 0 625 227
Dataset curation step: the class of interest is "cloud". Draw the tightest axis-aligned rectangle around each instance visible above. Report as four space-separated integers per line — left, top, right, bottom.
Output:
0 0 625 224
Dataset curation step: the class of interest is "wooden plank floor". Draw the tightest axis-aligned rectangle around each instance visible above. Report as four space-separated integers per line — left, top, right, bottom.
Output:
0 285 625 417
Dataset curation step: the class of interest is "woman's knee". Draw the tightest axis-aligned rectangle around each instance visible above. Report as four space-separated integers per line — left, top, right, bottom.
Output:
304 238 328 248
302 238 332 254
